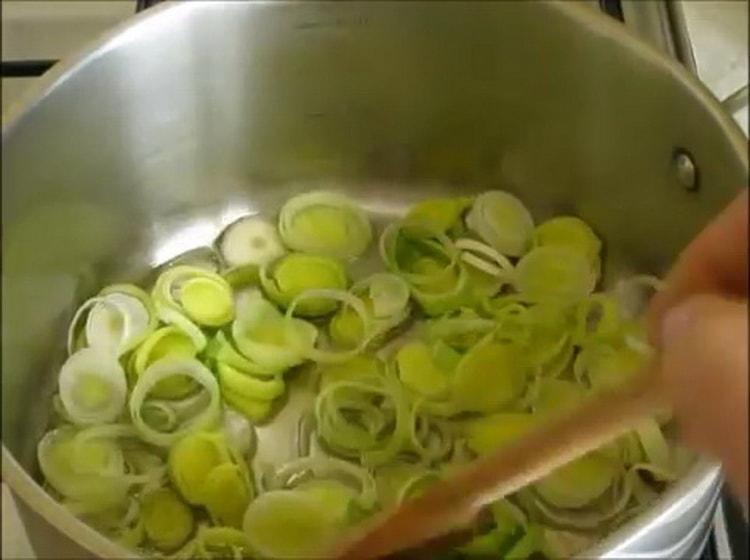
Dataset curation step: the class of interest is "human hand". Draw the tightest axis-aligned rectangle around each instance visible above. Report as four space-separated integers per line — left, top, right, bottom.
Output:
648 189 748 511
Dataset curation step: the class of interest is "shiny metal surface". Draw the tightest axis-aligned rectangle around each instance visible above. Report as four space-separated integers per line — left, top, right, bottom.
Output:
2 1 747 558
620 0 696 71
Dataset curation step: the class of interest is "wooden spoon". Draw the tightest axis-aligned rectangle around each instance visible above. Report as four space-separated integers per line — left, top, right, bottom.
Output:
332 369 665 559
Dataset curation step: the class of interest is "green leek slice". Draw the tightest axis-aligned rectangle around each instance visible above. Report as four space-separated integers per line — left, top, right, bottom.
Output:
206 330 279 378
328 272 411 352
224 391 275 423
172 524 253 559
396 341 450 399
232 290 318 372
130 358 221 447
318 355 382 391
534 379 588 417
217 364 283 422
534 452 619 509
286 289 372 364
533 216 601 265
58 348 127 425
295 479 359 523
131 326 198 399
405 196 472 233
217 363 285 402
465 191 534 257
573 293 622 344
201 463 252 528
464 413 537 455
242 489 344 559
424 308 496 351
411 262 473 317
278 191 373 259
169 431 233 504
453 339 526 413
221 263 260 289
141 488 194 551
37 426 129 513
329 300 368 349
268 456 378 511
315 372 410 466
634 418 674 478
515 246 597 302
153 265 234 329
260 253 348 316
575 342 646 392
379 221 459 289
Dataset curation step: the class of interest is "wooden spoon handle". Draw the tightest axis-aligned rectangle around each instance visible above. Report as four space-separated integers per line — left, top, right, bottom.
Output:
334 370 664 560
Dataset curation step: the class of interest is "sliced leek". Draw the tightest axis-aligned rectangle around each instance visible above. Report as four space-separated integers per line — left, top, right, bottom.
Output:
515 246 597 302
465 190 534 257
58 348 127 425
242 490 344 559
67 284 155 357
278 191 373 259
141 488 194 551
260 252 349 316
130 358 221 447
131 326 199 399
37 190 682 560
218 215 285 268
405 196 471 233
232 290 317 372
452 339 527 413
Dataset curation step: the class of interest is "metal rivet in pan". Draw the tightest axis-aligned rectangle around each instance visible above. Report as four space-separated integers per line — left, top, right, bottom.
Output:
673 149 698 192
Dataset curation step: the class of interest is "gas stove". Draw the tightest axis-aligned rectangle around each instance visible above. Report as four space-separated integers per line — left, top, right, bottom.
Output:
1 1 747 559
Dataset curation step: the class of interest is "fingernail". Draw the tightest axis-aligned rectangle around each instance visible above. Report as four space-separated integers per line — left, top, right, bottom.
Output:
661 303 694 347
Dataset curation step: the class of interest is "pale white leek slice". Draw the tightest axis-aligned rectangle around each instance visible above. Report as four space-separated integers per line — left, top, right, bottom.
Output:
465 191 534 257
455 238 515 277
352 273 410 320
222 408 255 458
67 284 154 357
86 294 149 353
130 357 221 447
218 215 285 268
37 426 130 513
59 348 127 425
278 191 373 259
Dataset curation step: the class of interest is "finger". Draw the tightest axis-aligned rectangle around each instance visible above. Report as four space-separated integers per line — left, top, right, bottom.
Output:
659 294 748 506
648 189 748 346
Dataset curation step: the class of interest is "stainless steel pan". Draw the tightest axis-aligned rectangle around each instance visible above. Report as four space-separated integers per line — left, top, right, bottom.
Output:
2 1 747 558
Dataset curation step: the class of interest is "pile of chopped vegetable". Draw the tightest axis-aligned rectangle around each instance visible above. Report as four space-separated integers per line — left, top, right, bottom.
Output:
39 190 690 559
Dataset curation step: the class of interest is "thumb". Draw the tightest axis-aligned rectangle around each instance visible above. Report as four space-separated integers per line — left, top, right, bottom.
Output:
659 294 748 506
